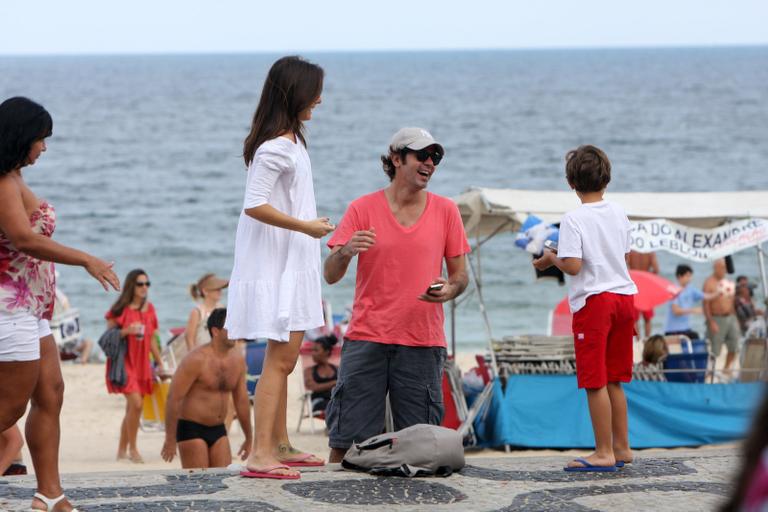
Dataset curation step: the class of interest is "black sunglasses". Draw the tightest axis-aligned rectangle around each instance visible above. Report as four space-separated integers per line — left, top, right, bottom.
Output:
403 148 443 166
135 281 151 287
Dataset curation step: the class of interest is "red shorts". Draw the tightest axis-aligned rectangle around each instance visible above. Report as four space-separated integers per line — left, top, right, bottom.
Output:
572 292 635 389
632 308 654 322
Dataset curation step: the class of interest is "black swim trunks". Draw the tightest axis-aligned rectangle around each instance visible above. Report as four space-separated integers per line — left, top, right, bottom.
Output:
176 418 227 447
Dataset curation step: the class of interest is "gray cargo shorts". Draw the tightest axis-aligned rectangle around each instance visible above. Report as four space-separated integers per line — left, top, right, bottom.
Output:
326 340 447 450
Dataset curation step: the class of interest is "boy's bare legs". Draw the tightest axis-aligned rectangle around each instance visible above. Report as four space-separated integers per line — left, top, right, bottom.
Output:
607 382 633 464
567 386 615 468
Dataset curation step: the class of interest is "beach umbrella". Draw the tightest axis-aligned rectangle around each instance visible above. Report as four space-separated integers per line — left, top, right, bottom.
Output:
550 270 681 330
628 270 681 311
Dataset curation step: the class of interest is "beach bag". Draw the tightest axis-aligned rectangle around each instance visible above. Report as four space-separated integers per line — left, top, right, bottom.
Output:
341 424 464 477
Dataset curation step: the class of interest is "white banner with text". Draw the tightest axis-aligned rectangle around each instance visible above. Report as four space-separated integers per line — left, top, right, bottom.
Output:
630 218 768 261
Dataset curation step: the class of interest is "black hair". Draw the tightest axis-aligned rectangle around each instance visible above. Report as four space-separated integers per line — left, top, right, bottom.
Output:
207 308 227 337
675 264 693 278
0 97 53 176
313 334 338 353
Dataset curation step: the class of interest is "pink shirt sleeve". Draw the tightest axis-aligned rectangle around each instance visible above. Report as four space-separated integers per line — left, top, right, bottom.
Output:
444 203 471 258
327 202 361 248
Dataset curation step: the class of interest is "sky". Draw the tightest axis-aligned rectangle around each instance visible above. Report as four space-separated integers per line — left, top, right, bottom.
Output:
1 0 767 55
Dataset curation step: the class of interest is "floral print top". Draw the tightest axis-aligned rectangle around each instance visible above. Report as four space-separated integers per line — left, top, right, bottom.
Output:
0 201 56 320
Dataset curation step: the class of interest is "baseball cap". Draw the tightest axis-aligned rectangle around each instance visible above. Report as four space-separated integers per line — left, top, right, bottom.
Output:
198 274 229 291
389 127 444 155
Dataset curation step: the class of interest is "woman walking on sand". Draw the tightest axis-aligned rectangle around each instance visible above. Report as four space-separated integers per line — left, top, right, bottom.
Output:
226 56 334 480
105 268 164 464
0 96 119 512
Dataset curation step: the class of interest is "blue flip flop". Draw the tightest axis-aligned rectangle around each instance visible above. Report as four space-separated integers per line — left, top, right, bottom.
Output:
615 460 633 468
564 457 618 472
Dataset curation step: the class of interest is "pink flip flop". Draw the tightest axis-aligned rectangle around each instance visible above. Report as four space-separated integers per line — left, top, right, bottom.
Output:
279 452 326 467
240 464 301 479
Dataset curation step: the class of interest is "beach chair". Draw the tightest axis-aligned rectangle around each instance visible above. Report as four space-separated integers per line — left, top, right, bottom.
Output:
245 340 267 398
296 340 341 434
141 377 170 432
663 352 712 383
160 327 187 372
740 337 767 383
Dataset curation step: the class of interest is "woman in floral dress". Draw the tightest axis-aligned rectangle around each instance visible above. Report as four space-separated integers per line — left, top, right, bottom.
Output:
0 97 119 512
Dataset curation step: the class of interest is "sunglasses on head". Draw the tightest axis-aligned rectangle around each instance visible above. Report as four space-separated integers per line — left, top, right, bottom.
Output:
135 281 151 288
403 148 443 166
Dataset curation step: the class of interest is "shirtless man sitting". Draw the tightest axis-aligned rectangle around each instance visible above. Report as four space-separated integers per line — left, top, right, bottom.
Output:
703 259 740 372
161 308 252 468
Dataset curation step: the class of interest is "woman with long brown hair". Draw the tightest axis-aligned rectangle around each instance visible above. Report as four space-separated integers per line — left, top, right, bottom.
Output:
0 96 119 512
226 56 334 479
105 268 164 464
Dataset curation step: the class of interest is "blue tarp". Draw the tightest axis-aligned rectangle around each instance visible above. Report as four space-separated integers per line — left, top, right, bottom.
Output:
475 375 764 448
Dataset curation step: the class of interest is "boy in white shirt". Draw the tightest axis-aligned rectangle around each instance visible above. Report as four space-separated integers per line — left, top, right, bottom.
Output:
534 145 638 472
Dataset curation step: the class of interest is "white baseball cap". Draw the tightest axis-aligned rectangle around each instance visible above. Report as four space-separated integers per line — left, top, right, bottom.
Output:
389 127 444 154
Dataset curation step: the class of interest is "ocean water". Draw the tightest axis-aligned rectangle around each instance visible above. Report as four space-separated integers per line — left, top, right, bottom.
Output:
1 48 767 349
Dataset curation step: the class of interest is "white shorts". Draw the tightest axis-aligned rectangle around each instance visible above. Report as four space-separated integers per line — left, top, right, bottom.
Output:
0 310 52 362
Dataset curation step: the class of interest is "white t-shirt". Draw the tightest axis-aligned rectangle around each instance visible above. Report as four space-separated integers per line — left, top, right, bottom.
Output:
558 200 638 312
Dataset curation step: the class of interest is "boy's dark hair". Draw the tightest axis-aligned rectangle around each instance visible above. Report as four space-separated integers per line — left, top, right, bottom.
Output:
675 264 693 278
0 97 53 175
207 308 227 337
565 145 611 193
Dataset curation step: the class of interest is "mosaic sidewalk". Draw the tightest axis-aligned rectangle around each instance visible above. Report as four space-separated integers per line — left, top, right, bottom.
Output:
0 449 737 511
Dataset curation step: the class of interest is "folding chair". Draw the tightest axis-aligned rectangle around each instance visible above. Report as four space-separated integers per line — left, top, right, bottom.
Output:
160 327 187 373
663 352 712 383
140 377 170 432
740 337 767 383
245 340 268 399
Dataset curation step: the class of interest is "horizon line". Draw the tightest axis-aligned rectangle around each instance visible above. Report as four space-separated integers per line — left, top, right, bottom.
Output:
1 42 767 58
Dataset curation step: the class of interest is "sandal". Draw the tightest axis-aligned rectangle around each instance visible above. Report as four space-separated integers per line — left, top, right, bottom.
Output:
30 492 81 512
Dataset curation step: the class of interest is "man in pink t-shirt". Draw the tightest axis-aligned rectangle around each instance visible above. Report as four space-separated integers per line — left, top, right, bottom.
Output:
323 127 470 462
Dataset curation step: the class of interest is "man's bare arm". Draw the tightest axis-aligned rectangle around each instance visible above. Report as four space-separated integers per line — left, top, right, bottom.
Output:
418 255 469 303
324 228 376 284
161 354 202 462
231 363 253 460
324 246 354 284
702 278 718 333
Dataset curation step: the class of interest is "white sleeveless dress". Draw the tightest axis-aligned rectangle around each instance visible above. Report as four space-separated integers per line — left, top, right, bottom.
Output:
224 136 324 342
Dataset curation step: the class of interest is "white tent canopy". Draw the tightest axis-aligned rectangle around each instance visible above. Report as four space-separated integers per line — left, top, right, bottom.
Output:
456 188 768 238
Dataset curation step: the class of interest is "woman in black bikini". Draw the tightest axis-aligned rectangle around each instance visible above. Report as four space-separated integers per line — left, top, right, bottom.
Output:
303 335 338 417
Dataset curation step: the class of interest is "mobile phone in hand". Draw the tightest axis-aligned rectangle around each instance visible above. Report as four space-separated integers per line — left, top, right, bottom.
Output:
427 283 444 293
543 240 558 253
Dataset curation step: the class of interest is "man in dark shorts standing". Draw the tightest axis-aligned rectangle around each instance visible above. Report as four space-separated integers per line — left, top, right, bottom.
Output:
161 308 252 468
323 127 470 462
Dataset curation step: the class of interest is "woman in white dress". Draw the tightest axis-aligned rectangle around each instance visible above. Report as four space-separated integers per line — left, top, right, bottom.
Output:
226 56 334 479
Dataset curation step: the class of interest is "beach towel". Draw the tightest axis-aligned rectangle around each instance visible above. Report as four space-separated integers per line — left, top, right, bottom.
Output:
98 327 127 387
